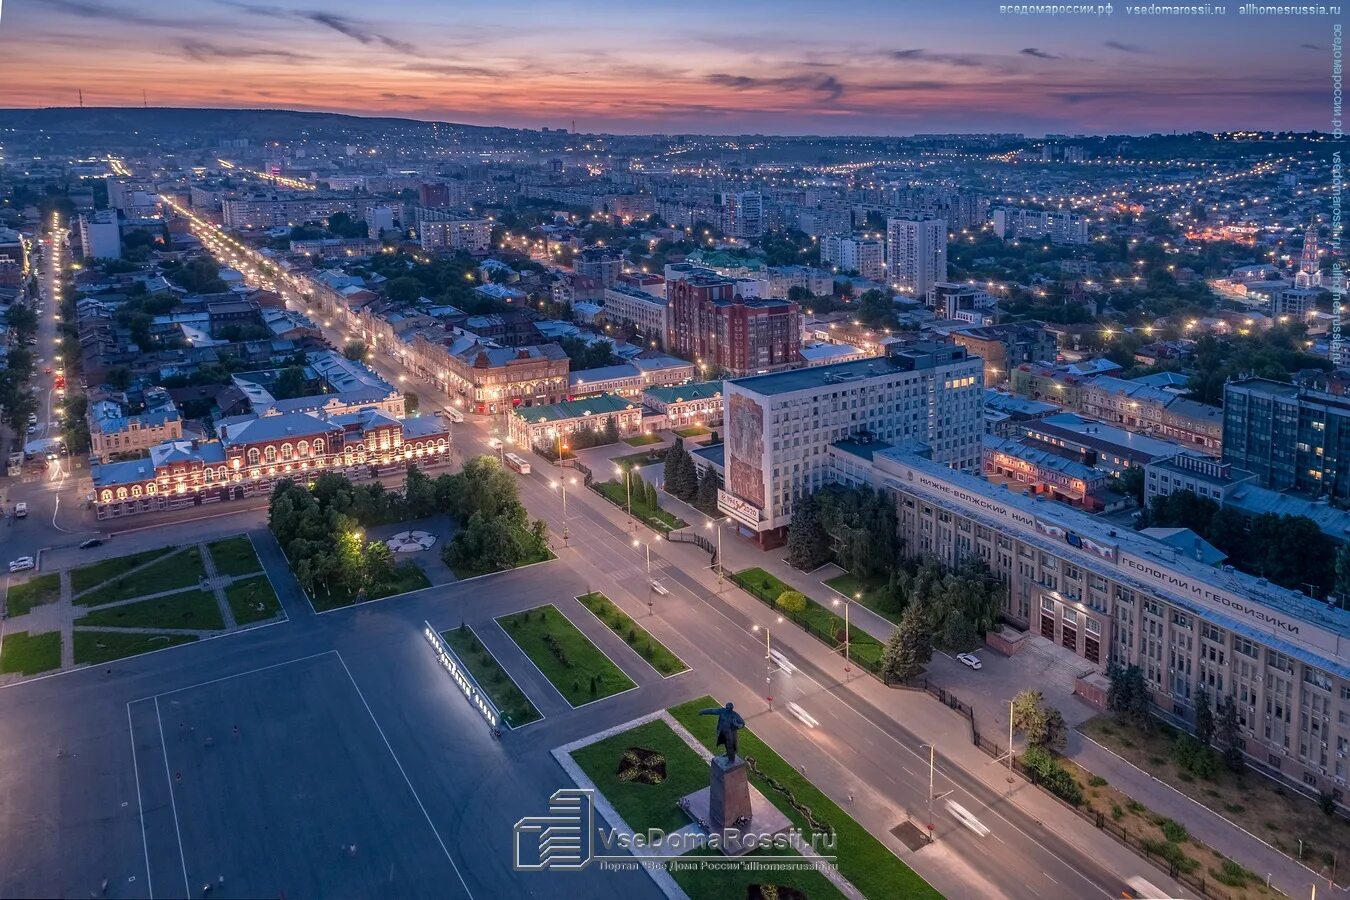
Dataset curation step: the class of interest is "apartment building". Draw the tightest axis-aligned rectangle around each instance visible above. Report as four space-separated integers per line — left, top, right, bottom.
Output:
886 218 947 298
1222 378 1350 500
603 284 670 342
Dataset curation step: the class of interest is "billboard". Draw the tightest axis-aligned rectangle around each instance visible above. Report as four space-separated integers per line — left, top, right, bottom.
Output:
726 391 766 511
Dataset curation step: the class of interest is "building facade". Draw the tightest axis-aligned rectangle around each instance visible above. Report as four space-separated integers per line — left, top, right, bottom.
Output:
1222 378 1350 500
603 284 670 341
885 217 947 298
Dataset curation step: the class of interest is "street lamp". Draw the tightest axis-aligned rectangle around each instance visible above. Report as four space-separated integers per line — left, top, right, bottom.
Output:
704 517 727 589
615 464 634 530
550 477 576 547
751 617 783 709
633 535 662 614
831 593 857 677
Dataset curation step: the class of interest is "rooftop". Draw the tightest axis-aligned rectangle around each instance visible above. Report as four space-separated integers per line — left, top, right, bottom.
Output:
728 342 970 397
512 393 637 425
1028 413 1184 461
644 380 724 405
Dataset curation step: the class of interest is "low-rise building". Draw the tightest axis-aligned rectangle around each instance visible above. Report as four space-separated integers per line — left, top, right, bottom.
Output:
507 394 642 452
89 392 184 462
642 381 724 429
982 433 1111 510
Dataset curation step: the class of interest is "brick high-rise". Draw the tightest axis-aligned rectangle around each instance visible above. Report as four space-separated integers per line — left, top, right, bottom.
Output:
667 273 801 377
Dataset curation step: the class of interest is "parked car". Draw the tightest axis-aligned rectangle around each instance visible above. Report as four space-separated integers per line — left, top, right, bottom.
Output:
14 502 28 518
79 538 104 550
8 556 35 573
956 653 983 670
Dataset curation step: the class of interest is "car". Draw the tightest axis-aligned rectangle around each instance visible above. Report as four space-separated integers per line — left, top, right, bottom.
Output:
650 579 669 596
26 425 36 435
487 437 502 449
43 367 52 375
79 538 104 550
14 502 27 518
8 557 35 573
956 653 983 670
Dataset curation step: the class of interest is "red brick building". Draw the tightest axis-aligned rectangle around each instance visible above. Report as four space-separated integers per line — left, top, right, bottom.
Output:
667 274 801 376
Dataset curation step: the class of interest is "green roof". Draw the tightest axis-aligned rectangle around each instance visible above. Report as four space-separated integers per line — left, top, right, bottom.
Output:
643 380 723 405
513 393 636 424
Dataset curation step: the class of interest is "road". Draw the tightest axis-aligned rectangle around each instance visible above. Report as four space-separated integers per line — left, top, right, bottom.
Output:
85 200 1195 899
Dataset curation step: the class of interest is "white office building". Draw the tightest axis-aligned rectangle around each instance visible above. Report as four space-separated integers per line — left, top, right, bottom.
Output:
602 284 670 342
78 210 121 261
886 218 947 298
719 341 983 546
822 235 886 281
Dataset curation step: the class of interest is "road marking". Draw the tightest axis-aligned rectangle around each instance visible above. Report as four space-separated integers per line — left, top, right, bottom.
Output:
126 703 154 900
335 652 474 900
130 650 338 704
152 696 191 898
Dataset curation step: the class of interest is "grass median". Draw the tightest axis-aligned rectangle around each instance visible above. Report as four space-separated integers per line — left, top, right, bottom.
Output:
593 480 688 532
577 592 688 676
73 630 197 665
442 625 541 727
76 548 208 607
77 589 224 631
732 568 885 672
671 695 938 900
6 573 61 617
207 536 263 578
70 548 171 596
0 630 61 675
497 604 636 706
224 576 282 625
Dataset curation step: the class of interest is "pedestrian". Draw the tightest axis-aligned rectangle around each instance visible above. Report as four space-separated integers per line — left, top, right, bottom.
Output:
847 792 854 803
218 875 225 888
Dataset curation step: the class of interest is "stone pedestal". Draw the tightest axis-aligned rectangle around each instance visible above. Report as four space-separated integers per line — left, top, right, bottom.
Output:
707 755 752 833
681 755 791 856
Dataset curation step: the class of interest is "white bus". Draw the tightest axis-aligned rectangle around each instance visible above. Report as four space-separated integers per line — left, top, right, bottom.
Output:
439 407 464 424
503 452 531 475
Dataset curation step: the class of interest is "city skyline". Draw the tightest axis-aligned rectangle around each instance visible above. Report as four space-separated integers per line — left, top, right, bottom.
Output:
0 0 1335 135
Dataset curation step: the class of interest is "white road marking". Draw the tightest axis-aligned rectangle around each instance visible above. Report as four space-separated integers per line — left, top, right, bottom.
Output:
126 703 154 899
152 696 191 898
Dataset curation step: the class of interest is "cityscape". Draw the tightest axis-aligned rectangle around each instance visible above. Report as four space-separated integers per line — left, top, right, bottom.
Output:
0 3 1345 900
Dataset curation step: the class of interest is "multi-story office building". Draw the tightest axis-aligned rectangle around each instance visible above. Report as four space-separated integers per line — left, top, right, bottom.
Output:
1222 378 1350 500
719 342 983 545
886 217 947 298
78 210 121 260
666 272 801 376
417 211 493 255
830 444 1350 800
928 281 996 319
949 323 1056 387
602 284 670 343
574 247 624 288
990 208 1090 245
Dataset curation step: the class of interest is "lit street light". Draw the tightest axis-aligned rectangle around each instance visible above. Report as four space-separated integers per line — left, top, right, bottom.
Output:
704 516 728 590
751 617 784 709
615 464 635 531
633 535 662 614
550 476 576 547
831 593 858 677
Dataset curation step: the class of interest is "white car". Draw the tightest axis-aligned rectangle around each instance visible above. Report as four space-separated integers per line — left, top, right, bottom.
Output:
956 653 983 670
650 579 669 596
8 556 35 573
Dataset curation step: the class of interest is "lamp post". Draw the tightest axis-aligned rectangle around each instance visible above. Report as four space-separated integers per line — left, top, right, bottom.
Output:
704 516 727 590
831 594 856 677
921 742 936 842
633 535 661 614
551 476 576 547
615 464 634 531
751 617 783 709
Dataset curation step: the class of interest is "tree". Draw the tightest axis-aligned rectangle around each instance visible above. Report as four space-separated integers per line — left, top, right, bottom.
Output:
787 494 832 572
362 540 395 590
1194 685 1215 746
343 341 368 362
880 603 932 684
1011 690 1068 752
775 590 807 617
384 276 423 304
663 438 698 500
1107 662 1152 732
1115 466 1145 506
695 464 720 514
403 391 420 415
272 365 308 400
1217 695 1244 772
1337 544 1350 607
106 366 133 392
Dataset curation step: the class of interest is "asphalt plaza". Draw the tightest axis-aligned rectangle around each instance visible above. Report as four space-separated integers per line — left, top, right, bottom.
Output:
126 651 470 900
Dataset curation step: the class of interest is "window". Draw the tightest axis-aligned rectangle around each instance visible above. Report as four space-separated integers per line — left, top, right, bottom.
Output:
314 438 325 455
247 448 261 466
281 444 294 462
264 446 277 464
1305 667 1332 691
1233 636 1258 659
297 440 309 457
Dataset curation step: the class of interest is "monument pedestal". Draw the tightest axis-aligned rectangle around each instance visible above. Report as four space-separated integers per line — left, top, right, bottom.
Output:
681 755 791 856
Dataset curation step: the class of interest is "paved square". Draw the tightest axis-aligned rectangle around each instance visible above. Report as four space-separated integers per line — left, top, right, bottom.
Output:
128 651 469 899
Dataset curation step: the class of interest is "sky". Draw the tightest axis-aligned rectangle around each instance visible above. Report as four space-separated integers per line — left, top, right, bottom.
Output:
0 0 1336 135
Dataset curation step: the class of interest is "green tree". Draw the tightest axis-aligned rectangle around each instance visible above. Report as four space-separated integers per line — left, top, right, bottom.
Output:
1216 695 1244 772
362 540 395 590
786 494 832 572
1336 544 1350 606
1107 662 1152 733
1194 685 1215 746
272 365 308 400
106 366 133 392
1115 466 1145 506
1011 689 1067 752
663 438 698 500
403 391 420 415
880 603 932 683
343 341 368 362
695 464 720 514
384 276 423 304
775 590 807 617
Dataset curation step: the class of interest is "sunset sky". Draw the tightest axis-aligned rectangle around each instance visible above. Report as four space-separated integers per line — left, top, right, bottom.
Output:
0 0 1334 135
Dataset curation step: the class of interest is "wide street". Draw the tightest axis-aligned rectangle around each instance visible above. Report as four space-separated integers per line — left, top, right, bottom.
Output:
0 208 1195 899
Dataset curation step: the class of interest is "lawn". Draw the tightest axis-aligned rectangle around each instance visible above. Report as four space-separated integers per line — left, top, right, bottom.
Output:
497 604 636 706
577 592 688 676
77 590 225 631
224 576 282 625
593 480 688 532
73 630 197 666
448 532 556 581
70 548 171 595
733 568 885 672
443 625 541 727
622 432 663 447
1082 714 1350 879
572 718 714 834
6 573 61 617
1045 738 1281 900
674 425 711 438
671 695 939 900
76 548 208 607
310 560 434 612
206 536 263 578
610 448 668 470
0 630 61 675
823 572 899 623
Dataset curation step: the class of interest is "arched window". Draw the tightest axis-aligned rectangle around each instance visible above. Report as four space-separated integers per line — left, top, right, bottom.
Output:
436 438 447 452
280 443 293 462
101 490 113 502
264 445 277 463
132 485 142 497
147 483 157 495
313 438 325 455
116 487 127 500
247 448 261 466
297 440 309 457
217 467 226 481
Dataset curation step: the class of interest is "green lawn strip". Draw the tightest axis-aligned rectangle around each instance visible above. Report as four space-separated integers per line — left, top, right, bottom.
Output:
73 630 197 665
496 604 636 706
70 548 172 595
76 548 208 607
77 590 225 631
310 560 437 612
622 432 663 447
6 573 62 617
571 718 714 834
593 480 688 531
442 625 542 727
670 695 939 900
206 536 263 578
670 846 845 900
449 537 556 581
823 572 898 623
733 568 885 672
224 576 282 625
611 448 668 469
0 630 62 675
674 425 710 438
576 592 688 676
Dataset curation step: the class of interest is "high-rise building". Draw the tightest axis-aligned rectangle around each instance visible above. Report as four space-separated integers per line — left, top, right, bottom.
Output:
416 211 493 255
1222 378 1350 500
666 272 800 377
886 217 947 298
990 208 1089 245
78 210 121 260
821 234 885 281
364 204 396 239
574 247 624 288
720 191 764 239
718 342 983 545
1295 223 1323 288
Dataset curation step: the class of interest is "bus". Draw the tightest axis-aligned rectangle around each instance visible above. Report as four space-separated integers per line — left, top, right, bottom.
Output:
440 406 464 424
503 452 531 475
1123 876 1168 898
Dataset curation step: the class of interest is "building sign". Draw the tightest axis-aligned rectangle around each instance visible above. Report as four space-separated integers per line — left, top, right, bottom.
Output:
718 488 763 529
424 623 500 730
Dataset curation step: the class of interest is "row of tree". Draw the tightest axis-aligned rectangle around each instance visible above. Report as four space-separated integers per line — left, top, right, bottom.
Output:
661 438 721 515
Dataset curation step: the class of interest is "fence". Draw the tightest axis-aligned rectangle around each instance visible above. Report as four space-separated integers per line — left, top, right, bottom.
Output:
667 528 716 566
